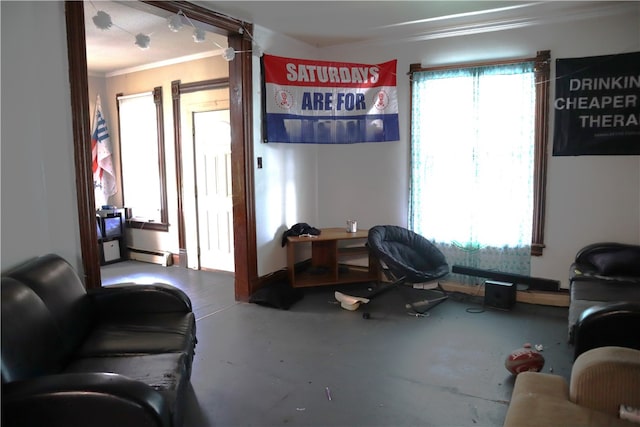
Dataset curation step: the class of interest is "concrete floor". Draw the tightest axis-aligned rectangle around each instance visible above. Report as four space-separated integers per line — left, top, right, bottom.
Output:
101 261 575 427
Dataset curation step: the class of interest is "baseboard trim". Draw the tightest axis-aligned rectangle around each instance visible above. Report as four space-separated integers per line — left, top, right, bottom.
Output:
441 281 570 307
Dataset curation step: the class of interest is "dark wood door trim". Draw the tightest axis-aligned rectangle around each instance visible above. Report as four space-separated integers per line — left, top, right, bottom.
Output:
228 34 258 300
65 1 257 300
65 2 101 289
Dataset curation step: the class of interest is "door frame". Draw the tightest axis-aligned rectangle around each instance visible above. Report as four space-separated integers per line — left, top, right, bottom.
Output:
172 78 232 271
65 1 258 300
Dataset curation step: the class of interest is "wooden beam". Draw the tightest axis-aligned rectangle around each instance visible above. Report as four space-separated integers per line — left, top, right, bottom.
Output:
441 281 570 307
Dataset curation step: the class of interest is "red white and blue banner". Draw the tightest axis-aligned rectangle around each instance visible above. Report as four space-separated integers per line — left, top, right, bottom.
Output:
91 95 117 206
553 51 640 156
262 54 399 144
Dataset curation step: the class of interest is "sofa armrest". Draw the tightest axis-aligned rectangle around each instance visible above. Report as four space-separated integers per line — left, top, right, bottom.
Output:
504 372 577 427
570 261 600 280
504 371 638 427
88 283 193 315
510 371 569 400
573 302 640 359
570 346 640 417
2 372 171 427
574 242 640 278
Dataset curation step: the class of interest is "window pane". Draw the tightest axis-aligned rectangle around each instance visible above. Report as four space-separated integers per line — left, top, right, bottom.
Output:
118 92 162 222
409 61 537 278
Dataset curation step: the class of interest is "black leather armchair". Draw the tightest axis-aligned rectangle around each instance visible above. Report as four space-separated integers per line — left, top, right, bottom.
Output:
1 254 196 427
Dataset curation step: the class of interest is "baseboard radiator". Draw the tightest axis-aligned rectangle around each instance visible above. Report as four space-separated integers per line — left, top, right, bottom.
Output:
128 247 173 266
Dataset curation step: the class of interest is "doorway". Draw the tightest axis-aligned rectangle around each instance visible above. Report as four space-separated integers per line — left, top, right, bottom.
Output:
65 1 257 299
181 88 234 272
193 109 234 272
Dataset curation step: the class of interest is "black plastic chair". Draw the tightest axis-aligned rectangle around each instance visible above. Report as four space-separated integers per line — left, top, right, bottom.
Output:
367 225 449 314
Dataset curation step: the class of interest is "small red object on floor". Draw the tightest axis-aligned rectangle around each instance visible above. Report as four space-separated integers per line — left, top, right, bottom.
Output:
505 345 545 375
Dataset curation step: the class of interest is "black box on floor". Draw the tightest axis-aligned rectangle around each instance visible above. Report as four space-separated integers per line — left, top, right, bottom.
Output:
484 280 516 310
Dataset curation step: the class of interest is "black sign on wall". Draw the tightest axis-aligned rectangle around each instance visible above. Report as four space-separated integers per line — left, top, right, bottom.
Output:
553 51 640 156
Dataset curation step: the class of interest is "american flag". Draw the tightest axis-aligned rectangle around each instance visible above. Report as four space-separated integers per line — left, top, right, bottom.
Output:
91 95 117 206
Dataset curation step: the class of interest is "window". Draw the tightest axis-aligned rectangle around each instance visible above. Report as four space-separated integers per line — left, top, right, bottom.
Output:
409 51 550 279
117 87 168 231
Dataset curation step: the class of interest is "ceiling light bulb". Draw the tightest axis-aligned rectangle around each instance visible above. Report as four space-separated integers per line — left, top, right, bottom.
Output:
135 33 151 50
167 14 184 32
222 47 236 61
92 11 113 30
193 28 206 43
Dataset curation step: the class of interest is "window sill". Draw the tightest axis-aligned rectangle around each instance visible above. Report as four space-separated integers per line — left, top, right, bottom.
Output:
531 243 545 257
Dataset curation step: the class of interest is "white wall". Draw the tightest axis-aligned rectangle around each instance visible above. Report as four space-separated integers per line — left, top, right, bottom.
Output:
250 5 640 287
252 26 322 275
1 2 83 272
314 8 640 288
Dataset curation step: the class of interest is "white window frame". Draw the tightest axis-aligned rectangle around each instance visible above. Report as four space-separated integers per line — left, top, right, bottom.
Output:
116 87 168 231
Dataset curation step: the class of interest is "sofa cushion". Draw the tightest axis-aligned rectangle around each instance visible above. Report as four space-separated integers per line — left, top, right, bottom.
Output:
65 353 188 393
77 312 196 358
588 248 640 277
571 279 640 302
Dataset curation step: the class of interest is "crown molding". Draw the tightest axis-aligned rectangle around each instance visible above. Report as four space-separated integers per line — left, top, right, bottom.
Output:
104 49 223 77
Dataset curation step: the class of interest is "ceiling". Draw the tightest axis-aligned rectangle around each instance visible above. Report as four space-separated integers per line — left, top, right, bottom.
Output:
85 1 633 76
85 1 229 75
204 0 534 46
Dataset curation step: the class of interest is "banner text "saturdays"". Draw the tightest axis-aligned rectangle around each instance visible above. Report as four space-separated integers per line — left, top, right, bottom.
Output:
286 63 380 84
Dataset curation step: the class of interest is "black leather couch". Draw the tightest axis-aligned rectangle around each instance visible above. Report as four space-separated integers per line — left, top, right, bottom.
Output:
568 242 640 358
1 254 197 427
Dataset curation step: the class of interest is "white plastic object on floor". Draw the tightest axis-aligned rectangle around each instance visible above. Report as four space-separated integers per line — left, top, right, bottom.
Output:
335 291 370 311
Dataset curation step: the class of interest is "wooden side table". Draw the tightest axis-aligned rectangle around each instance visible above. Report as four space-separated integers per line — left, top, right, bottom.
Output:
286 227 380 288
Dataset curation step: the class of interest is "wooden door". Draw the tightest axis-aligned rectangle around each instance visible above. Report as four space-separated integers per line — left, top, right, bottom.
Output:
193 109 234 271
